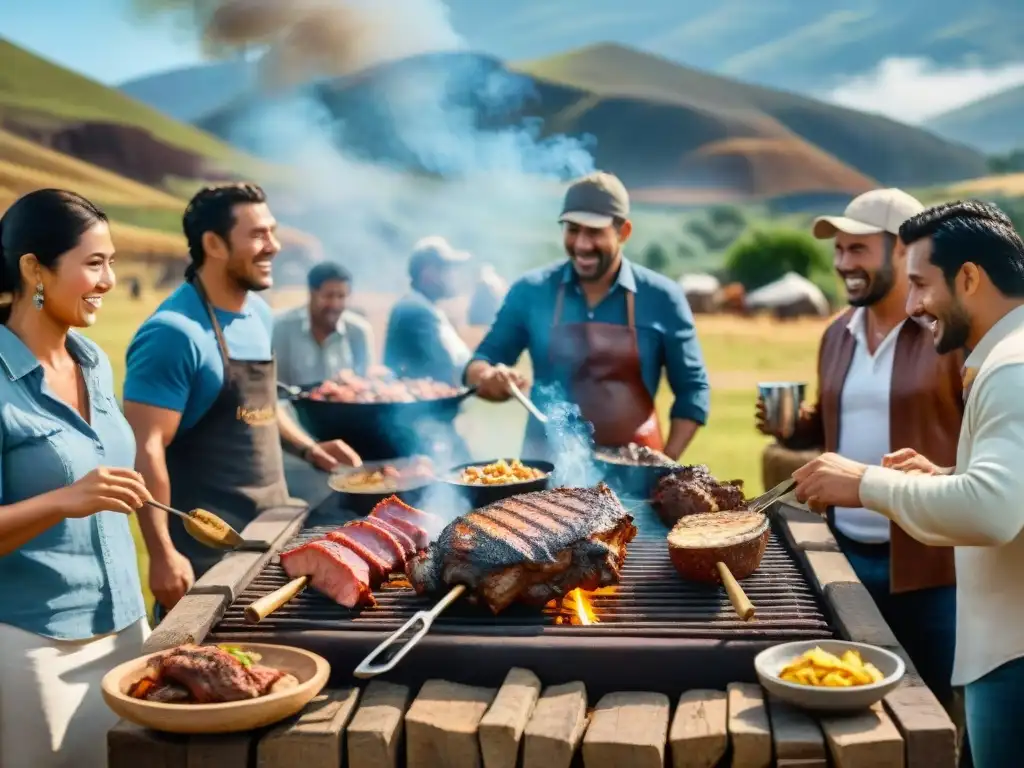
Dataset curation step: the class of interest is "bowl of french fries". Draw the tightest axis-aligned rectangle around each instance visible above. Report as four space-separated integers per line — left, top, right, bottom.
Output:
755 640 905 711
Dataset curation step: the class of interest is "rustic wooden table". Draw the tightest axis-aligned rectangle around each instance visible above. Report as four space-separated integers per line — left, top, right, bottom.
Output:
108 500 958 768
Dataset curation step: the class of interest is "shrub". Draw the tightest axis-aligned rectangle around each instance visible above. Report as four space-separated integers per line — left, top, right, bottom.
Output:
724 226 832 291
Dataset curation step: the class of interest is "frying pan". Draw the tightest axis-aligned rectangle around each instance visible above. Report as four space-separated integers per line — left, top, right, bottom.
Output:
326 457 438 514
287 383 476 460
442 459 555 509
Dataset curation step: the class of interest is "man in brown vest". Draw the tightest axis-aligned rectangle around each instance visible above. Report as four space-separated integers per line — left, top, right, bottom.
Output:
756 188 964 711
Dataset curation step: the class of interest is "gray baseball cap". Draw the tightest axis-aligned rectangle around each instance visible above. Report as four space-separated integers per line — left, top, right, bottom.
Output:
408 236 470 277
559 172 630 229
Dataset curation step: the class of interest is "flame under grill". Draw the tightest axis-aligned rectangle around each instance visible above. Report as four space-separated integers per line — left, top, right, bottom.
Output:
208 502 835 695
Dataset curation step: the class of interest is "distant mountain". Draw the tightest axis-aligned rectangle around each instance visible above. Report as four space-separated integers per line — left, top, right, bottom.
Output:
120 59 258 125
191 46 984 204
929 85 1024 155
444 0 1024 94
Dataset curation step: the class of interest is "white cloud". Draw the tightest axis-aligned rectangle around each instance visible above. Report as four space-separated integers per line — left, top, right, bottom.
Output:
823 57 1024 124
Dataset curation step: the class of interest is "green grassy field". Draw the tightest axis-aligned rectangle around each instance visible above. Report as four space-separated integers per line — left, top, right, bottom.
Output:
83 285 824 613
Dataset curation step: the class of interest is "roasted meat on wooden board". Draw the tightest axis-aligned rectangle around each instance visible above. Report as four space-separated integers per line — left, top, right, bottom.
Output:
406 483 637 614
652 465 745 527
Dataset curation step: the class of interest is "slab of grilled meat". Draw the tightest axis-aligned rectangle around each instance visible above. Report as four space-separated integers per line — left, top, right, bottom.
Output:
406 483 637 613
131 644 291 704
651 465 745 527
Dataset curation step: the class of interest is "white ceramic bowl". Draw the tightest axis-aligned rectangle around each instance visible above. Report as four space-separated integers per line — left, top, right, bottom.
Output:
102 643 330 734
754 640 905 712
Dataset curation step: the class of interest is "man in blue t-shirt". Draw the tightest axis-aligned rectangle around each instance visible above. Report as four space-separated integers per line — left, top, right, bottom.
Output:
123 184 361 614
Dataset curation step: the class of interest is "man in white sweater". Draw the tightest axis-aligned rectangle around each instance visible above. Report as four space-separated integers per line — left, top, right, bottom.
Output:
792 200 1024 766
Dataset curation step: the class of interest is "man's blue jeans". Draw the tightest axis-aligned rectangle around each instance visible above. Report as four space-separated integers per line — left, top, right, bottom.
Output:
964 656 1024 767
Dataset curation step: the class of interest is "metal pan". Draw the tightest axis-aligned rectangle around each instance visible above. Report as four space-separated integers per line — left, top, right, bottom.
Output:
326 457 438 515
288 384 476 460
442 459 555 509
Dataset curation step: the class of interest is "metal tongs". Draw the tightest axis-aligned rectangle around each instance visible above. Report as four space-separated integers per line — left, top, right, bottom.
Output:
508 380 548 425
745 477 797 515
353 584 467 679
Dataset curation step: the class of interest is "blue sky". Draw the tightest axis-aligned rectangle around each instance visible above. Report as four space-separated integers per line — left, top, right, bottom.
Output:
2 0 202 84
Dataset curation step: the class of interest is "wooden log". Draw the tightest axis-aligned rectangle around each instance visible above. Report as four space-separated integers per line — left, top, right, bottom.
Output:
802 549 858 592
347 681 411 768
766 695 826 766
820 702 905 768
726 682 772 768
405 680 496 768
668 689 728 768
478 667 542 768
187 733 254 767
883 677 957 768
522 681 589 768
258 687 361 768
143 506 307 654
775 503 840 553
107 720 188 768
581 691 670 768
824 582 901 648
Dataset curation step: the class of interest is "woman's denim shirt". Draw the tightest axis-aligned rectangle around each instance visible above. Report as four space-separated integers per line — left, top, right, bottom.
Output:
0 327 145 640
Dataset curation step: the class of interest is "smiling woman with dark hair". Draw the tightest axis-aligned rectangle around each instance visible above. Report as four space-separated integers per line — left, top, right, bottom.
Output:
0 189 151 766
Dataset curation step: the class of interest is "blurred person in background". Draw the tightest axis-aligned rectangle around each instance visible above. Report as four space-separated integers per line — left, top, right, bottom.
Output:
468 262 508 327
792 200 1024 766
757 188 964 717
0 190 150 767
466 171 709 461
273 261 375 385
384 236 473 385
123 184 360 619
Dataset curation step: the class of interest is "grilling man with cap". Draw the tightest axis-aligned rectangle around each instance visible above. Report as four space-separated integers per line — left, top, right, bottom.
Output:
756 188 964 714
384 236 473 386
466 172 710 460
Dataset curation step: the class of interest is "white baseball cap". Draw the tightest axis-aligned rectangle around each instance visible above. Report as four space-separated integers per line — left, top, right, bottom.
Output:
812 188 924 239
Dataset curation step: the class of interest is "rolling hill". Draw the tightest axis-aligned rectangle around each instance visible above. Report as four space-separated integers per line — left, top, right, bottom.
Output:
929 84 1024 154
193 45 984 204
0 38 274 189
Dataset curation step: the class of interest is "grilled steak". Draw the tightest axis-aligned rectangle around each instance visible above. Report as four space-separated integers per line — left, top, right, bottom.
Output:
365 516 417 556
150 645 263 703
370 496 438 549
280 539 375 608
407 483 637 613
652 465 745 527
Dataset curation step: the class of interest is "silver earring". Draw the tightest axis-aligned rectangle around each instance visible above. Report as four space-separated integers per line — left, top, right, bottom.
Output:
32 283 44 310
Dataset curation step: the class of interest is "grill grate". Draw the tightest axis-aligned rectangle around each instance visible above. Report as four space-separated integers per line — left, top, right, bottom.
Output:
214 519 834 641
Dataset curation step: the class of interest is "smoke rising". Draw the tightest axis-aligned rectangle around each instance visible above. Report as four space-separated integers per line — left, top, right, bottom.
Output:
161 0 596 288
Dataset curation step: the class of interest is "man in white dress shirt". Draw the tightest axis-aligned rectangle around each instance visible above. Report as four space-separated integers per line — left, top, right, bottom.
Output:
793 200 1024 766
758 188 964 715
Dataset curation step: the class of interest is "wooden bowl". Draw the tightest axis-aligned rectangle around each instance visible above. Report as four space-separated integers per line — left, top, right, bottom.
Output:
101 644 330 734
755 640 905 712
667 510 769 582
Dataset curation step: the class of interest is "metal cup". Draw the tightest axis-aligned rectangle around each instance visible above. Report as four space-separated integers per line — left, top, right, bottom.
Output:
757 382 807 440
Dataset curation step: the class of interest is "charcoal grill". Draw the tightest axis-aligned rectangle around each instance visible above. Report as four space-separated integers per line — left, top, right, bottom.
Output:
208 497 836 697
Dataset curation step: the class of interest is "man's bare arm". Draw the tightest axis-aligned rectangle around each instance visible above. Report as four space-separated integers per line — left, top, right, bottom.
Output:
664 418 700 461
123 401 181 558
276 403 317 455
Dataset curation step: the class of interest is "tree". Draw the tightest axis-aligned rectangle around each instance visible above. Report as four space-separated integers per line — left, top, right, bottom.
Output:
724 227 832 291
685 205 747 252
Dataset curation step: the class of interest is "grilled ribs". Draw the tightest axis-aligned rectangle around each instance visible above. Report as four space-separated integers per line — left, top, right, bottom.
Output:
652 465 745 527
406 483 637 613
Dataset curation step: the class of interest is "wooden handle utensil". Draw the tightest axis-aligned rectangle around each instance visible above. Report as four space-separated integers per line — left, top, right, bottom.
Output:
716 562 755 621
244 577 309 624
